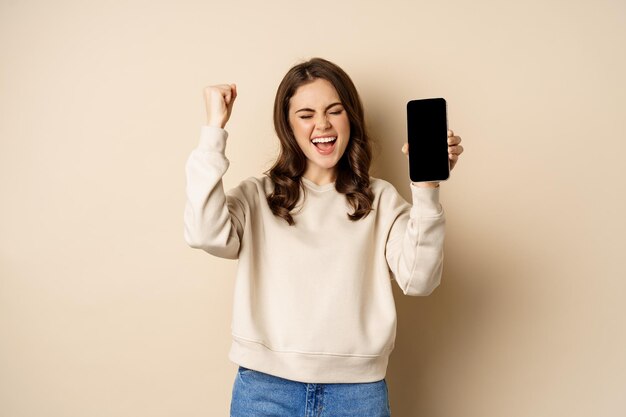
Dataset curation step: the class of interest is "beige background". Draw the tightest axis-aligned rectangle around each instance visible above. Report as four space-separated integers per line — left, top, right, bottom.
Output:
1 0 625 416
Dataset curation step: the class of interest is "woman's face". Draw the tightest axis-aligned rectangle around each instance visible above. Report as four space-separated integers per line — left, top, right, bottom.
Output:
288 78 350 182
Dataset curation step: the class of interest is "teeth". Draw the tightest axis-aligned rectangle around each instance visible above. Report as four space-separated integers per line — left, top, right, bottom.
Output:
311 137 337 143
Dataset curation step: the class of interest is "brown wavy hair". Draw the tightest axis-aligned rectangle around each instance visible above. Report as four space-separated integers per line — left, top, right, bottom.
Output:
265 57 374 226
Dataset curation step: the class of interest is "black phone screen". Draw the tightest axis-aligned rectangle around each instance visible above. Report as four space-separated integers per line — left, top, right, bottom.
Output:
406 98 449 183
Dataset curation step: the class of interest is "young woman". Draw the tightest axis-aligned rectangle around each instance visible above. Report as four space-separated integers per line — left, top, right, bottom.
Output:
184 58 463 417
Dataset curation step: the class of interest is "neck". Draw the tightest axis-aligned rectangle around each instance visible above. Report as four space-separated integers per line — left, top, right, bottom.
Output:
302 168 336 186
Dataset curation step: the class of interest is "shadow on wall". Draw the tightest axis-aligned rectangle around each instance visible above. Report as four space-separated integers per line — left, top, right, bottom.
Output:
366 94 496 415
386 243 489 416
376 172 536 416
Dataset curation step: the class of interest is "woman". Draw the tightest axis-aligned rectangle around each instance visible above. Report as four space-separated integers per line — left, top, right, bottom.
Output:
184 57 463 417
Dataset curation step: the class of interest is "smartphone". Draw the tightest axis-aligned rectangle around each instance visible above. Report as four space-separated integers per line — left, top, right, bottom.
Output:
406 98 449 183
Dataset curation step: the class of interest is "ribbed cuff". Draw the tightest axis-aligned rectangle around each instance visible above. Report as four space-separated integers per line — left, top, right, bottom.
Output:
409 182 442 217
198 125 228 153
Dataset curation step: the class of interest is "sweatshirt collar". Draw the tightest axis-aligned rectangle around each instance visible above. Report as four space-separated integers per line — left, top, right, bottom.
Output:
301 177 336 192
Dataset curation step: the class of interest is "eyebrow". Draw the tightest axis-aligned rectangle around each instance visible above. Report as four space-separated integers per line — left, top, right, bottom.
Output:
295 102 343 113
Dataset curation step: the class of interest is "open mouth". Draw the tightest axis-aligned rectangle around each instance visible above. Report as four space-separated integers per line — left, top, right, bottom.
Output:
311 136 337 154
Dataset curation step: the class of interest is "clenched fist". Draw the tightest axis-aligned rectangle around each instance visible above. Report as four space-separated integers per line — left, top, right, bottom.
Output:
204 84 237 128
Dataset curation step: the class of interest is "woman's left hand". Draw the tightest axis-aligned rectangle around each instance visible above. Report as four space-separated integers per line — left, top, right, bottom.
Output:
446 130 463 170
401 129 464 170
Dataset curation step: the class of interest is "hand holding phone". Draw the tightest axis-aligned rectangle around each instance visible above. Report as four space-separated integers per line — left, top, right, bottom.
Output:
406 98 450 183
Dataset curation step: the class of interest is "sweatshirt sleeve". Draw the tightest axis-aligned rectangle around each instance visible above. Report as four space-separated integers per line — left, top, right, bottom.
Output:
183 125 246 259
384 183 445 296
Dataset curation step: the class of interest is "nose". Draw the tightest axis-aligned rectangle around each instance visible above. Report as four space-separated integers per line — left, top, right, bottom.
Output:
316 114 331 130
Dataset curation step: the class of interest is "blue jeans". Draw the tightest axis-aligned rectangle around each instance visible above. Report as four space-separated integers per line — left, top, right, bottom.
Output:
230 366 391 417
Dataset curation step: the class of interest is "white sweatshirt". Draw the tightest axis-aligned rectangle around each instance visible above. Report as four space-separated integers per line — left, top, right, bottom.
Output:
184 125 445 383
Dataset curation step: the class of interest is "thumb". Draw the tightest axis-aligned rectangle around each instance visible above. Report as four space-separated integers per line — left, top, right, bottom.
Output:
226 83 237 106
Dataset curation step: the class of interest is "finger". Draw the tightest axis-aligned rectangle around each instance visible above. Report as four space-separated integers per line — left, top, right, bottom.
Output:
206 84 232 94
223 87 233 104
204 85 231 104
212 84 233 98
447 135 461 146
448 145 464 155
448 129 454 137
401 143 409 155
230 83 238 101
